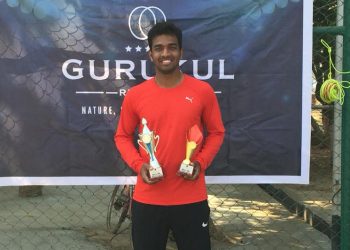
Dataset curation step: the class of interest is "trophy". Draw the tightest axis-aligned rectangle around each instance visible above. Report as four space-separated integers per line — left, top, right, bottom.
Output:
179 124 203 175
138 118 163 178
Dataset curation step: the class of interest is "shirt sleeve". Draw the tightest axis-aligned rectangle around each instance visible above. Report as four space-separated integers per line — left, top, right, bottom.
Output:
192 86 225 170
114 91 144 174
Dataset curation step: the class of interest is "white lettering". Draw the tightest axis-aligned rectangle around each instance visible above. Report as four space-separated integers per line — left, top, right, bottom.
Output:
62 59 83 80
81 106 114 115
179 59 187 67
141 60 152 80
219 59 235 79
119 89 127 96
89 60 109 80
62 59 235 81
193 59 213 80
115 60 135 80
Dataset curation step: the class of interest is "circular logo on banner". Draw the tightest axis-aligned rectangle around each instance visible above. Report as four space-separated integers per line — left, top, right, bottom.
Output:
128 6 166 41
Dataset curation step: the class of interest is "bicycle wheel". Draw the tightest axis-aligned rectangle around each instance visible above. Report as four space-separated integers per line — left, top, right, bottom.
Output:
106 185 131 234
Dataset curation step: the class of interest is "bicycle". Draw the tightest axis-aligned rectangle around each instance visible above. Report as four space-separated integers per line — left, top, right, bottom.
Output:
106 184 134 235
106 183 176 246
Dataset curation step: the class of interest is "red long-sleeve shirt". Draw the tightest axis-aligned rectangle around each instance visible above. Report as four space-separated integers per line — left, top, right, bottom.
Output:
115 74 225 205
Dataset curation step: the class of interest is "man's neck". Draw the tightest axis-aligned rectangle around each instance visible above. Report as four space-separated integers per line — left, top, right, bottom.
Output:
154 70 183 88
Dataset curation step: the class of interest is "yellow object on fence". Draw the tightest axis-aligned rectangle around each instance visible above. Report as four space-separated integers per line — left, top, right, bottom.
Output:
320 39 350 105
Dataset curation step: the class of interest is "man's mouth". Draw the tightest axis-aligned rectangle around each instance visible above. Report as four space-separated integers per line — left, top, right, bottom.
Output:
160 59 172 65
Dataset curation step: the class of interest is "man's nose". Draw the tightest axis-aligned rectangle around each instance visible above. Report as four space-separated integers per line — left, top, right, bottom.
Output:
161 48 170 56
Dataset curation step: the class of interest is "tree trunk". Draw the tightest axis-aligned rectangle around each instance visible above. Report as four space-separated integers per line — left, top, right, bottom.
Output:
18 186 43 197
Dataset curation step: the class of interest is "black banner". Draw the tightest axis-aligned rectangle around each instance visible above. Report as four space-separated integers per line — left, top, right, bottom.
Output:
0 0 312 185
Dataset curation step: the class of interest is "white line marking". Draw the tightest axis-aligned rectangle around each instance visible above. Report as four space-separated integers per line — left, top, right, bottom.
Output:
75 91 104 94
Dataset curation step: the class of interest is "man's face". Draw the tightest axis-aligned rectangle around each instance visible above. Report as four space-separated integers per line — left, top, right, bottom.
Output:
148 34 183 75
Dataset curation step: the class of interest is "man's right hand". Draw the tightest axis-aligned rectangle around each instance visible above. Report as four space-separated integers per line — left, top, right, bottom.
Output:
140 163 163 184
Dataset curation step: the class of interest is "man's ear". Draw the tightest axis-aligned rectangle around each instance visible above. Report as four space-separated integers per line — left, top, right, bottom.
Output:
148 51 153 62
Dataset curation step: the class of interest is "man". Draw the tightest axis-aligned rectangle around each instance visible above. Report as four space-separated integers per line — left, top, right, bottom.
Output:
115 21 225 250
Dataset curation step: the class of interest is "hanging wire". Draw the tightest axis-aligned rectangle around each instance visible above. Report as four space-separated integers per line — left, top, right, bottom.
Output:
319 39 350 105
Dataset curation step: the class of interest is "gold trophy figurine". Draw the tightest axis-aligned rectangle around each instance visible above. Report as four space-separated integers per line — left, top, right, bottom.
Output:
179 125 203 175
138 118 163 179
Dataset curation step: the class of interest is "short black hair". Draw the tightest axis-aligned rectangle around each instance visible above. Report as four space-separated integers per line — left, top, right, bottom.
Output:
147 21 182 50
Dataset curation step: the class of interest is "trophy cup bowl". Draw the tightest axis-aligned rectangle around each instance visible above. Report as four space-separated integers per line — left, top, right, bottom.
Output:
179 125 203 175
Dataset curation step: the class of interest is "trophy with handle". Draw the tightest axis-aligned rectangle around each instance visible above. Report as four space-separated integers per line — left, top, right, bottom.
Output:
138 118 163 178
179 124 203 175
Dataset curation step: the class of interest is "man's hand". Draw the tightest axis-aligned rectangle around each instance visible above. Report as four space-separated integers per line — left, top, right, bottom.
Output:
177 161 201 181
140 163 163 184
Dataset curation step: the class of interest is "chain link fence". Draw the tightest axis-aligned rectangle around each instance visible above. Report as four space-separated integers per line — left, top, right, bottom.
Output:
0 0 347 249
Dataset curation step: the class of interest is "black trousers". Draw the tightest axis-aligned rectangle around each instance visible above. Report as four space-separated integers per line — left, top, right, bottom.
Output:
131 199 211 250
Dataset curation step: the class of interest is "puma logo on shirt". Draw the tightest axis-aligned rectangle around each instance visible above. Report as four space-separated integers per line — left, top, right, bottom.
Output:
185 96 193 103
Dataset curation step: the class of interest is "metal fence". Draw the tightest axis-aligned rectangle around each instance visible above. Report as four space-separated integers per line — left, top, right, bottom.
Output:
0 0 349 249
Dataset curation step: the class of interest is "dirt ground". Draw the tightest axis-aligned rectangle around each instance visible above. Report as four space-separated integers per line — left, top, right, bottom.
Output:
0 146 335 250
81 182 331 249
278 146 335 224
70 149 333 249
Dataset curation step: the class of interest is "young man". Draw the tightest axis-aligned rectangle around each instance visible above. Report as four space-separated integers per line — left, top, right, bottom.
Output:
115 22 225 250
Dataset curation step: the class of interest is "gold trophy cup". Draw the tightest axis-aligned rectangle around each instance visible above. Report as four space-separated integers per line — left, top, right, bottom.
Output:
179 125 203 175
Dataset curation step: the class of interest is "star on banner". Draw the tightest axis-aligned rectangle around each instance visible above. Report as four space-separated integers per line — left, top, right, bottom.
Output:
125 46 132 52
135 45 142 52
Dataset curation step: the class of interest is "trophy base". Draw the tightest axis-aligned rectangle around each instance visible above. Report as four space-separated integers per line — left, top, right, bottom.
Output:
179 163 194 175
149 167 163 179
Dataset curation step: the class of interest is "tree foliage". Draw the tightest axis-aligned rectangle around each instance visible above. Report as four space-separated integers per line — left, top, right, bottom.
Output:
313 0 338 103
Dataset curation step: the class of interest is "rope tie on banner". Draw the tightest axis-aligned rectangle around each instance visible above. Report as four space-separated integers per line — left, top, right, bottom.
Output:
319 39 350 105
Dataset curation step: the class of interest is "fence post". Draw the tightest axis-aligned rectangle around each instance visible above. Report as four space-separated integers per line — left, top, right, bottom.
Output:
341 0 350 249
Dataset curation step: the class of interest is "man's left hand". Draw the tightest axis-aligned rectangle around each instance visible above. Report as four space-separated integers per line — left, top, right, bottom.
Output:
177 161 201 180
